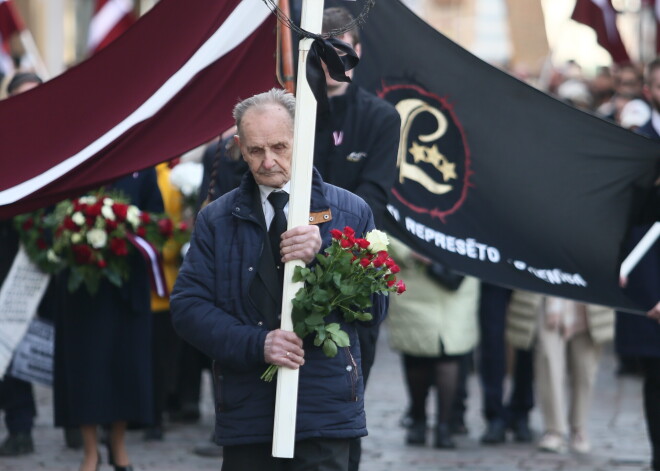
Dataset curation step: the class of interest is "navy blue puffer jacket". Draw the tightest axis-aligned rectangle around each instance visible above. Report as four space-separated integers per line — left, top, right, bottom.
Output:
171 169 388 446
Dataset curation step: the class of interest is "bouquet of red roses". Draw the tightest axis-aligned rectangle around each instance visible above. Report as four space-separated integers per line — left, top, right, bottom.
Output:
261 226 405 381
14 191 189 295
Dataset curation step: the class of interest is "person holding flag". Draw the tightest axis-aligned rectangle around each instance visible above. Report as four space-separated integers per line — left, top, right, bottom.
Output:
171 89 387 470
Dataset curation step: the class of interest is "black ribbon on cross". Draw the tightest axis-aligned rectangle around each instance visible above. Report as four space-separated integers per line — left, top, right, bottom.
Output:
305 36 360 116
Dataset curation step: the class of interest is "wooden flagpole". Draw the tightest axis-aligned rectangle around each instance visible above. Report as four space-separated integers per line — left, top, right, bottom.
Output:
278 0 296 94
272 0 324 459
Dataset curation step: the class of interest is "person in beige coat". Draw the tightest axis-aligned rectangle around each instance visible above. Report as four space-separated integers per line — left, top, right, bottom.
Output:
507 291 614 454
387 237 479 449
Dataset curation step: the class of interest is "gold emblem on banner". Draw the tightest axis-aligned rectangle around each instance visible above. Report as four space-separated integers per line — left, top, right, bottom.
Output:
395 98 456 195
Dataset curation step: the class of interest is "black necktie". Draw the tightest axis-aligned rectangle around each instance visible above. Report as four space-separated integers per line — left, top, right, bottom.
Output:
268 191 289 284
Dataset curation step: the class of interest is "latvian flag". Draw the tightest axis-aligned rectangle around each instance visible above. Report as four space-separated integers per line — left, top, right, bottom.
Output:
88 0 136 55
571 0 630 64
0 0 277 217
0 0 24 76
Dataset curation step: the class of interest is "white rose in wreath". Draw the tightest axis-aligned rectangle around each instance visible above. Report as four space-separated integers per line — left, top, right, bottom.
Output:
86 228 108 249
72 212 85 226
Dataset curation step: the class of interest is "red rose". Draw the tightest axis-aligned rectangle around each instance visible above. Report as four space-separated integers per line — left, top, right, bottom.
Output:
330 229 343 240
373 251 388 267
390 264 401 274
351 255 357 263
63 216 79 232
85 202 102 218
178 221 189 232
112 203 129 221
105 220 118 232
340 238 353 249
359 257 371 268
140 212 151 224
343 226 355 237
136 226 147 238
86 216 95 227
385 258 396 268
110 238 128 256
356 238 370 249
396 280 407 294
36 238 48 250
387 277 397 287
71 244 93 264
97 259 107 268
21 218 34 231
158 218 174 237
72 200 84 212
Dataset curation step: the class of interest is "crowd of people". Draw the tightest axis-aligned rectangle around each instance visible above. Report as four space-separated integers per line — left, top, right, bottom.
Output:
0 6 659 471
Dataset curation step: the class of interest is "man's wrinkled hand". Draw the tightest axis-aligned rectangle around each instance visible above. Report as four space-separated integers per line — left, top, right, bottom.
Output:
264 329 305 369
279 225 321 265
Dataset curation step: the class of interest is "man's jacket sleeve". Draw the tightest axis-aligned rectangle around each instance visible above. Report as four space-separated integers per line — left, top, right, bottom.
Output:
170 210 267 371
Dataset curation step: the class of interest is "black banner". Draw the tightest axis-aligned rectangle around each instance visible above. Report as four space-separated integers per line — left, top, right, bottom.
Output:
341 0 659 312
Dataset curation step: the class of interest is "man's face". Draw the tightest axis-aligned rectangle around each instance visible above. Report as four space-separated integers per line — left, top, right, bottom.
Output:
324 33 361 97
236 104 293 188
645 69 660 111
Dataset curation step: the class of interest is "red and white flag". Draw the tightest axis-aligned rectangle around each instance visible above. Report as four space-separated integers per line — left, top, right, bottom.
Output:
571 0 630 64
0 0 277 217
0 0 24 40
0 0 24 76
88 0 136 54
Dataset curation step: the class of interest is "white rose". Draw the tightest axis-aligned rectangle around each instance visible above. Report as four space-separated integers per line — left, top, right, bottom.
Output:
86 228 108 249
71 212 85 226
365 229 390 253
71 233 83 244
79 196 97 205
46 249 60 263
126 206 140 228
103 197 114 206
101 205 116 221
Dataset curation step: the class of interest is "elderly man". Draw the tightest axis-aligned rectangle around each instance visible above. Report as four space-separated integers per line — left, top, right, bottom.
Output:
171 89 386 470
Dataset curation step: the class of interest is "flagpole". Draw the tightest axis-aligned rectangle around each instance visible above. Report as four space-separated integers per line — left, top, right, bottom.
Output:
278 0 296 94
18 30 49 80
272 0 323 459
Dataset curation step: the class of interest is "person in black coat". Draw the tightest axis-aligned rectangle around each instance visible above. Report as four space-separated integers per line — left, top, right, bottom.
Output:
615 57 660 471
54 169 163 471
314 9 400 469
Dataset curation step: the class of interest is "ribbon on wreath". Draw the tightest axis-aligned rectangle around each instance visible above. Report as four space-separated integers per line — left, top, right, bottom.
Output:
125 232 168 297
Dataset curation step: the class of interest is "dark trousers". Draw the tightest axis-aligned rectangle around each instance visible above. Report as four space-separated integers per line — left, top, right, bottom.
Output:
222 438 350 471
643 357 660 471
348 324 380 471
451 352 472 424
172 341 210 413
0 376 35 434
478 283 534 424
151 310 180 425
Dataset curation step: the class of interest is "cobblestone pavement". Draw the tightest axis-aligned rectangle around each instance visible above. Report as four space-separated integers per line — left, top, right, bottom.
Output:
0 328 652 471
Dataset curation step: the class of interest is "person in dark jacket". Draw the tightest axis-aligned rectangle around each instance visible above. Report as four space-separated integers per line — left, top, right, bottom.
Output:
315 9 400 469
171 89 387 471
0 72 44 458
614 57 660 471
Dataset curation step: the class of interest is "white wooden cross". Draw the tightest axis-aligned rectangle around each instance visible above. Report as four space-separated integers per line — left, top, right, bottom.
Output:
272 0 325 459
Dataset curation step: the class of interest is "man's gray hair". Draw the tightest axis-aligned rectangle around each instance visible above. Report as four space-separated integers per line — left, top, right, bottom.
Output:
233 88 296 136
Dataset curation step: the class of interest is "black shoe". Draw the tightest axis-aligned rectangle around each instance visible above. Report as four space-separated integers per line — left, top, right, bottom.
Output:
510 419 533 443
433 424 456 449
143 425 164 441
449 418 469 436
193 442 223 458
405 421 426 446
0 432 34 456
481 420 506 445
